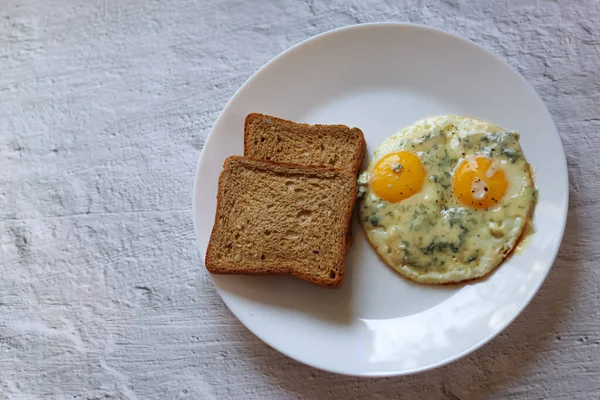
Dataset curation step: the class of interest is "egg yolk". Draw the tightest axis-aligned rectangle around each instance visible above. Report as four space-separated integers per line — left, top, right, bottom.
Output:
370 151 425 203
453 157 508 208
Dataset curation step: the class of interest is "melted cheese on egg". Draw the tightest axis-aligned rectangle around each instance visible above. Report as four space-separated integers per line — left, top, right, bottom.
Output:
358 115 535 284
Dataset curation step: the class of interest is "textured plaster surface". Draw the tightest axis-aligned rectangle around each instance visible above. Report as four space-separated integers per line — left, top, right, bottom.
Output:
1 0 599 399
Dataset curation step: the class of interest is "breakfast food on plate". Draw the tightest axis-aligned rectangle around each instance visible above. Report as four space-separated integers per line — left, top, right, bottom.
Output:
205 156 357 287
358 115 535 284
244 113 366 174
243 113 364 266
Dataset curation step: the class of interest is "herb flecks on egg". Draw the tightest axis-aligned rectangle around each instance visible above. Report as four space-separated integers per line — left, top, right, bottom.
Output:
358 115 535 284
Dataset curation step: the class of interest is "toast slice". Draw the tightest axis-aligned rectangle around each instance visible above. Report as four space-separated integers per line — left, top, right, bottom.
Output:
205 156 357 287
244 113 366 174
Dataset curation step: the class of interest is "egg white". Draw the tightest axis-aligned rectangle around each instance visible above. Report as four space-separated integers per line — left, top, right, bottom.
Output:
358 115 535 284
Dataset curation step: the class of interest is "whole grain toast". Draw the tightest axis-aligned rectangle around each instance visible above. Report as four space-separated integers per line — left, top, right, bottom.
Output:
244 113 366 175
205 156 358 287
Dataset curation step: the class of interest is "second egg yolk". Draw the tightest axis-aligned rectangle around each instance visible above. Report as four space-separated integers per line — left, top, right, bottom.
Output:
453 157 508 208
370 151 425 203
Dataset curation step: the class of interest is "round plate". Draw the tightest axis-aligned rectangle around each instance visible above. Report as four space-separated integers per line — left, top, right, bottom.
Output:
193 23 568 376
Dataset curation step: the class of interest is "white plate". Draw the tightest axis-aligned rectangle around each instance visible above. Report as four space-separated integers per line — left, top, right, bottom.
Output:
193 23 568 376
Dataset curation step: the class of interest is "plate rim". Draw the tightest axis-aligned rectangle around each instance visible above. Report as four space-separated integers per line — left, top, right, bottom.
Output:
192 22 569 377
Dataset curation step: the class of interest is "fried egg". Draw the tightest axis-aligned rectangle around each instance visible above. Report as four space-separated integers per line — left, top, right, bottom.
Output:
358 115 535 284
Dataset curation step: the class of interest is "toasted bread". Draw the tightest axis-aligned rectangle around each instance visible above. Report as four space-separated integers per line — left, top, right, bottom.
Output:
205 156 357 287
244 113 366 174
